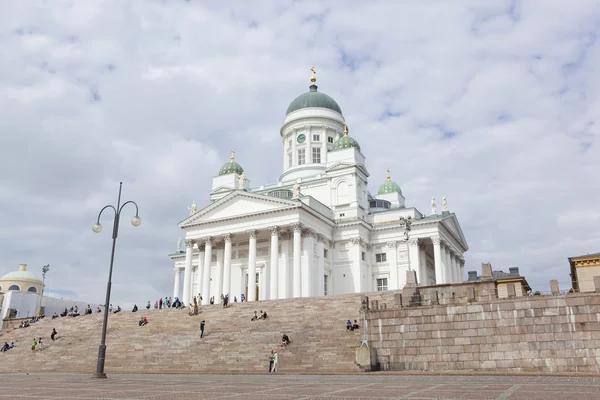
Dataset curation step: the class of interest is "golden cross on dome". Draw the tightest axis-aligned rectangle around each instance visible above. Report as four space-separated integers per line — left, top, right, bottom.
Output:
386 168 391 181
230 148 235 161
310 66 316 85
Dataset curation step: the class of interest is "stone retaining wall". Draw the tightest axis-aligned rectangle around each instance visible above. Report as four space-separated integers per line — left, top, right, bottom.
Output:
365 286 600 373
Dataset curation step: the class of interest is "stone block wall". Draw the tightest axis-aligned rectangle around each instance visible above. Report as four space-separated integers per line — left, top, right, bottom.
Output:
365 289 600 373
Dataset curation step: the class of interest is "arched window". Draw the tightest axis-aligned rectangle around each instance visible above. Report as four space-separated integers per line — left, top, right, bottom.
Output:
27 287 37 293
336 181 349 205
8 285 20 291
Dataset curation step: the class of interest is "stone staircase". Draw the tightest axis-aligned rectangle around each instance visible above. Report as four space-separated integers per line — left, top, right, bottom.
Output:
0 294 363 374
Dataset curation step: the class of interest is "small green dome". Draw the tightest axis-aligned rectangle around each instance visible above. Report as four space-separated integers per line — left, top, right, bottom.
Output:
378 180 402 195
286 85 343 115
219 160 244 176
332 123 361 152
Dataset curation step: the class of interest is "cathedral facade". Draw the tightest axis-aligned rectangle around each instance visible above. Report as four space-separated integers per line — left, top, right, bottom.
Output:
169 71 469 306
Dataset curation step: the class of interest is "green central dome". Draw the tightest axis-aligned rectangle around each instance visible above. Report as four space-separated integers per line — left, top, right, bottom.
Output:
286 85 343 115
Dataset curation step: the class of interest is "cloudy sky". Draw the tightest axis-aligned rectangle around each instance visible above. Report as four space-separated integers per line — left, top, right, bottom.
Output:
1 0 598 306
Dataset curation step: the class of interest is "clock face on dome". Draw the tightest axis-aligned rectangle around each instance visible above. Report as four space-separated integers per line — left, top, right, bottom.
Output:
297 134 306 143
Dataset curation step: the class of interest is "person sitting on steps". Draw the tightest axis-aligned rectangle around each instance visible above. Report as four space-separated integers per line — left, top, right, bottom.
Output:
259 310 268 320
346 320 352 331
281 333 290 347
139 317 148 326
352 320 360 331
251 311 258 321
1 342 9 352
51 328 57 341
132 304 138 312
114 305 121 314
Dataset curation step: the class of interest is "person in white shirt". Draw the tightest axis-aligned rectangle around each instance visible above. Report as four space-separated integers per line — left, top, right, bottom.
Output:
271 350 278 373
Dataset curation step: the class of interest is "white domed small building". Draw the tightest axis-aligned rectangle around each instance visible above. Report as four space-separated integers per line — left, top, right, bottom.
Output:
0 264 42 295
169 69 469 306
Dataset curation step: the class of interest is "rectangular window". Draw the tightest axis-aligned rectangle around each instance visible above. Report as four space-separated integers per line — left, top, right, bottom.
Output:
328 136 334 144
375 253 387 263
323 248 328 259
288 152 292 167
312 147 321 163
313 134 320 142
288 139 292 149
361 252 366 261
324 275 328 296
377 278 388 291
298 149 305 165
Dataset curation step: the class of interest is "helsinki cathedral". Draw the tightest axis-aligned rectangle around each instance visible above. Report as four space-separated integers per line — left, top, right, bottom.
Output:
169 69 469 306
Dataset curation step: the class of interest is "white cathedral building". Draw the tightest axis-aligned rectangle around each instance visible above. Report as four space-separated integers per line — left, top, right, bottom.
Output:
169 71 469 306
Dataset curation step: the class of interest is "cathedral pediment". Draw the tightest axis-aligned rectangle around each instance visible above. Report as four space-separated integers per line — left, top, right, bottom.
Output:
326 162 369 176
440 214 469 251
179 191 300 228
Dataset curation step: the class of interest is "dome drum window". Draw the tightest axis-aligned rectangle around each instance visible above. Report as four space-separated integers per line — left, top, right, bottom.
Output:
27 287 37 293
268 190 293 200
369 199 391 210
8 285 20 291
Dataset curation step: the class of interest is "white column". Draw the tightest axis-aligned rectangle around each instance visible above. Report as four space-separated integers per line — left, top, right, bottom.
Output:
173 269 181 300
292 224 302 298
196 247 204 300
280 234 290 299
409 239 421 285
215 247 224 303
302 230 315 297
351 238 363 292
321 127 328 164
247 230 257 301
269 227 279 300
292 129 297 166
451 254 459 283
201 238 212 305
316 236 325 296
387 241 398 290
459 258 465 283
259 268 266 300
182 240 194 305
432 236 443 284
419 244 428 285
222 234 232 298
442 244 451 284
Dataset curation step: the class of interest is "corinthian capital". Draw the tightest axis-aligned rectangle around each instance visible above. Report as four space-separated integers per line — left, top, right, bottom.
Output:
247 229 257 239
386 241 396 248
185 239 194 248
223 233 232 243
268 226 279 236
350 237 361 245
203 237 213 246
431 236 441 245
409 239 419 247
292 223 302 233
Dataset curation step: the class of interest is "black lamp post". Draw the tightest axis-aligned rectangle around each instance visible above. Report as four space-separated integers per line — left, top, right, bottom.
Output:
91 182 141 379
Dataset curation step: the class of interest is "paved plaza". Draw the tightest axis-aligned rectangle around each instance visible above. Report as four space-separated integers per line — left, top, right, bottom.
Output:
0 373 599 400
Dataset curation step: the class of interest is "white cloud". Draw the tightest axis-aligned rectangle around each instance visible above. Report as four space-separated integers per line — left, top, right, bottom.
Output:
0 0 598 304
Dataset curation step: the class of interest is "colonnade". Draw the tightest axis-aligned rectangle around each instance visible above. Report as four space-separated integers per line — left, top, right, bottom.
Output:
174 224 327 306
432 236 464 284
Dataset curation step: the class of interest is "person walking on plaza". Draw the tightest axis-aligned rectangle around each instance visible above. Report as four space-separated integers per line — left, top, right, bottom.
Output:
271 350 278 373
200 320 205 338
146 301 151 310
159 298 163 309
31 337 37 352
